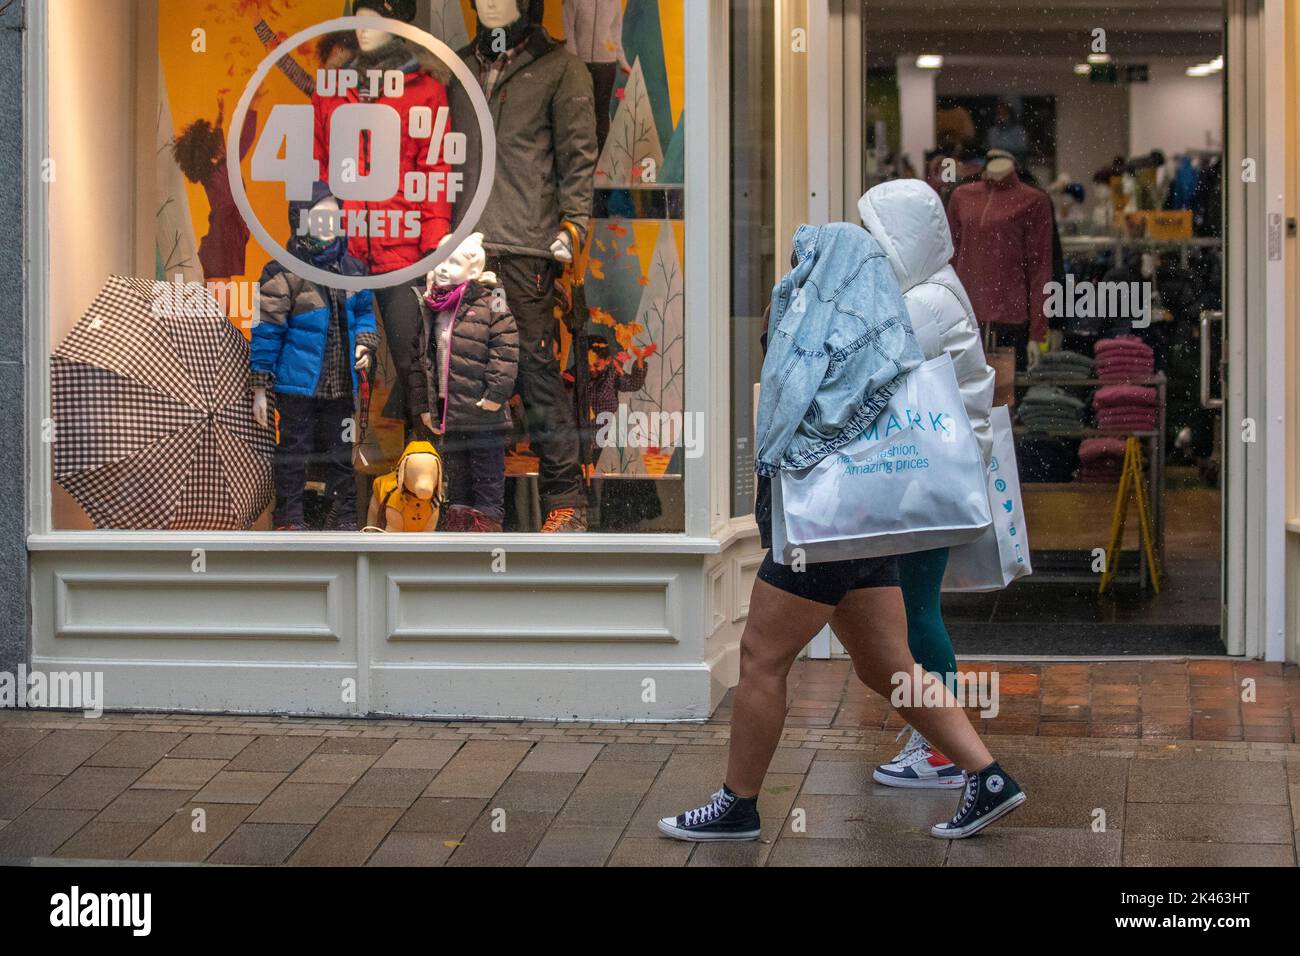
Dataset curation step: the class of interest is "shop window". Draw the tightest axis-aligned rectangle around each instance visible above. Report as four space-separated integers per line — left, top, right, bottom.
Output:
728 0 775 518
45 0 686 535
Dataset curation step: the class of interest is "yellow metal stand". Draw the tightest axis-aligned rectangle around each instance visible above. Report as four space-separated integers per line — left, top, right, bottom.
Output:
1099 436 1163 595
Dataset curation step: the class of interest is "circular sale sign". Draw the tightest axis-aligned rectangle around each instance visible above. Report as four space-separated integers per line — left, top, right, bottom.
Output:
225 17 496 291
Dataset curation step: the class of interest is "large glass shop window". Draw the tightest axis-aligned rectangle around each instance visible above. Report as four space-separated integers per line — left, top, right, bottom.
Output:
46 0 686 535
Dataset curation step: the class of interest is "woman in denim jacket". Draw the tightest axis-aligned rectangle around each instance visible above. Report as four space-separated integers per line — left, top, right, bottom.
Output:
660 222 1027 843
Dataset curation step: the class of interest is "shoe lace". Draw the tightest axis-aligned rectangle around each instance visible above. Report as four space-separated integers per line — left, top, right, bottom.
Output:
684 788 732 827
541 508 577 532
890 726 926 763
951 773 979 824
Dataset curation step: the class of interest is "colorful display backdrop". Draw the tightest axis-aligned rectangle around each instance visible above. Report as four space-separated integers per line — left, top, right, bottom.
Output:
158 0 685 478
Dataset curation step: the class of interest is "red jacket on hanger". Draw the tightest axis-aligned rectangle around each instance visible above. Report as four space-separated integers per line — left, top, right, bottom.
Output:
947 171 1054 342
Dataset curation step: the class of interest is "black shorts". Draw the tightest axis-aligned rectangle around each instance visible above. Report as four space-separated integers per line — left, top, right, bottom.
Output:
757 551 901 607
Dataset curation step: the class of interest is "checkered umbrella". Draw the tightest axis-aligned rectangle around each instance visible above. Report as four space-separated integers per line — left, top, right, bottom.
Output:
51 276 274 529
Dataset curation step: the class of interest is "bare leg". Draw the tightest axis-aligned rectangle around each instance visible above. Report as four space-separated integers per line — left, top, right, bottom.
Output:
830 587 993 772
724 580 836 798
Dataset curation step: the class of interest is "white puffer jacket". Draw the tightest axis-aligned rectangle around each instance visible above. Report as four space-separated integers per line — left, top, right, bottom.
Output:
858 179 996 465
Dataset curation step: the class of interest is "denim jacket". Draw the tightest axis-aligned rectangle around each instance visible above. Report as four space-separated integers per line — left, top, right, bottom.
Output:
755 223 924 476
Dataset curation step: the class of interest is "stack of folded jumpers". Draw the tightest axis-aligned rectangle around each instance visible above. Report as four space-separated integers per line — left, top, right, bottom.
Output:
1093 335 1154 382
1077 437 1128 483
1017 385 1086 433
1026 349 1094 380
1093 384 1157 433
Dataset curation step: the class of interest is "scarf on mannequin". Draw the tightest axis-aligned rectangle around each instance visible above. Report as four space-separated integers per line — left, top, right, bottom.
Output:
424 281 470 316
290 234 348 270
473 13 533 60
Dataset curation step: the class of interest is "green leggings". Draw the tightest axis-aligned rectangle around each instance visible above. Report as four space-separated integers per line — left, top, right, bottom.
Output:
897 548 957 688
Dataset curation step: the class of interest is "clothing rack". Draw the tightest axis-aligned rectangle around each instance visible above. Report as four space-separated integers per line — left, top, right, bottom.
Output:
1013 371 1167 591
1061 236 1220 270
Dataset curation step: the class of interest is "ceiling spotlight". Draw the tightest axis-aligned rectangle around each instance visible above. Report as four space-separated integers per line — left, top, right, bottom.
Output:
1087 53 1112 64
916 54 944 70
1074 63 1091 75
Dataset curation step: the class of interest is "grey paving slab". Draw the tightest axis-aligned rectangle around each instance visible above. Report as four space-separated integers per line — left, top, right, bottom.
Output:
607 835 694 867
224 736 324 773
96 789 195 826
393 796 487 836
424 741 532 799
285 753 378 786
0 809 97 857
340 768 438 809
286 806 402 866
768 834 949 866
0 774 63 819
209 823 312 866
782 791 955 840
83 732 187 768
0 728 51 768
35 766 143 811
493 771 582 814
168 734 256 761
193 771 289 805
366 830 458 867
687 839 774 867
551 759 660 829
445 808 554 867
247 783 349 825
526 825 623 866
373 738 463 771
53 821 161 861
945 828 1123 867
517 742 603 774
1122 838 1297 867
1124 802 1294 845
131 804 252 862
1127 759 1289 805
132 759 227 791
4 730 117 775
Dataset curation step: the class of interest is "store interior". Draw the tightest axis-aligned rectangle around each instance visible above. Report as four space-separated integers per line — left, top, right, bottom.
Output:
860 0 1227 654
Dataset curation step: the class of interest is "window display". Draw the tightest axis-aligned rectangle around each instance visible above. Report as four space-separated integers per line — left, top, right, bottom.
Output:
47 0 686 535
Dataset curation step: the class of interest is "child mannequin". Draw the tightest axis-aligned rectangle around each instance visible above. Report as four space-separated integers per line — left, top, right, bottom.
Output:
408 233 519 532
250 182 377 530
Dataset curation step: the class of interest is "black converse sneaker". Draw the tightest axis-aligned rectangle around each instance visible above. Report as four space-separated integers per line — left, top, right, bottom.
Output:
657 785 761 842
930 761 1026 839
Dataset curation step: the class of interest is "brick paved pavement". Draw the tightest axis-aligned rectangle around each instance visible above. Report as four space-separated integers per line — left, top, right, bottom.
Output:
1 661 1297 866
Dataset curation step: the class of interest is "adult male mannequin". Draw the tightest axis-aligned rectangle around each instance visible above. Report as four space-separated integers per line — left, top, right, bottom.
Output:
948 148 1054 371
448 0 598 533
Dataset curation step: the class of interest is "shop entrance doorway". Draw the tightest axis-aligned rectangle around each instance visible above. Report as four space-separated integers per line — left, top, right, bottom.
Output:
837 0 1233 656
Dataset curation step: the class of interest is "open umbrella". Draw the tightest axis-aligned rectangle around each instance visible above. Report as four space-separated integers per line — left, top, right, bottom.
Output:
52 276 274 529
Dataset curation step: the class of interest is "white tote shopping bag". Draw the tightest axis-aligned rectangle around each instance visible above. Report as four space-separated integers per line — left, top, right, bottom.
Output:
771 355 992 565
942 405 1033 591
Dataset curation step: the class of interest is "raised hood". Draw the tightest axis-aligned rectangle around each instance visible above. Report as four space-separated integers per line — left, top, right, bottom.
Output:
857 179 954 294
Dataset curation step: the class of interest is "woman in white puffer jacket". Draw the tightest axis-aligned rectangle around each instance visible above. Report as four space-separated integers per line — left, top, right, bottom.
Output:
858 179 997 791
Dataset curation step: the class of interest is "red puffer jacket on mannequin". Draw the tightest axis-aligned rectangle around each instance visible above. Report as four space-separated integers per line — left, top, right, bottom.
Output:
312 48 453 275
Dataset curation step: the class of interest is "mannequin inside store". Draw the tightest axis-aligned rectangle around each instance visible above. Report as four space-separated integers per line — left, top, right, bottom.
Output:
857 0 1227 655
